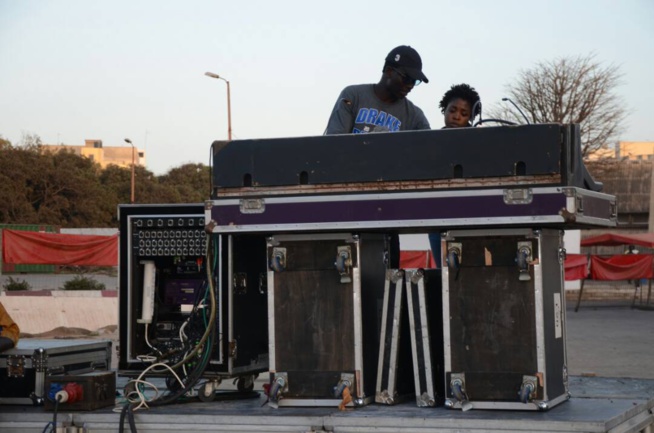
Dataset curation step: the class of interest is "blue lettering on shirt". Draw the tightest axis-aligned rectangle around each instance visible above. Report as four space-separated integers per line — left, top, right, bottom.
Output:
366 109 379 124
355 108 369 124
354 108 401 132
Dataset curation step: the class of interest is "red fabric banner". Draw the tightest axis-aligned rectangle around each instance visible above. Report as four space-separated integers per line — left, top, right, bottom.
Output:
564 254 589 281
581 232 654 248
589 254 653 281
400 250 437 269
2 229 118 266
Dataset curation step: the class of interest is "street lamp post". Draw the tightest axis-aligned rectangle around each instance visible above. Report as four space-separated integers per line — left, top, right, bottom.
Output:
124 138 135 203
204 71 232 140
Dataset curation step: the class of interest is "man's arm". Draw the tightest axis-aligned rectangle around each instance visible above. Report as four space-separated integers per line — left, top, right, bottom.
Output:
324 89 355 135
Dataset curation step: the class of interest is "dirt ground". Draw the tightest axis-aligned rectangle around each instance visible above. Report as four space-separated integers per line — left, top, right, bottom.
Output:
14 303 654 379
20 325 119 368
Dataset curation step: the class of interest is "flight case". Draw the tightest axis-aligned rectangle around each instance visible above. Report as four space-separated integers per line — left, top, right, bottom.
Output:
117 204 268 396
442 228 569 411
266 233 389 408
375 269 416 405
0 339 112 405
406 268 445 407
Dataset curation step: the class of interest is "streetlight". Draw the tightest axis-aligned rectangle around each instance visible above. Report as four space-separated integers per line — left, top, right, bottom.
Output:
124 138 135 203
204 71 232 140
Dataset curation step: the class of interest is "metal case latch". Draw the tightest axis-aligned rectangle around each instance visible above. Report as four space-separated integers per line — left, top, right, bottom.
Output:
504 188 533 205
234 272 247 294
239 198 265 214
516 241 533 281
335 246 353 283
269 247 286 272
7 355 25 378
446 243 462 269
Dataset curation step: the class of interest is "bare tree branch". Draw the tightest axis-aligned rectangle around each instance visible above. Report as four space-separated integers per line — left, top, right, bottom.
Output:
487 54 626 157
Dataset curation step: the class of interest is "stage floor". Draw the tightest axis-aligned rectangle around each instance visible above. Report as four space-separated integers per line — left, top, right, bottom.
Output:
0 376 652 433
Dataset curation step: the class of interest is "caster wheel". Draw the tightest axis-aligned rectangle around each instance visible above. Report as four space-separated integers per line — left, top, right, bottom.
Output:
197 383 216 402
237 375 255 392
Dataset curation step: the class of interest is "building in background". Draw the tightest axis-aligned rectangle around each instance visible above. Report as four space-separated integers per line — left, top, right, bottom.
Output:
615 141 654 161
587 141 654 161
41 139 145 169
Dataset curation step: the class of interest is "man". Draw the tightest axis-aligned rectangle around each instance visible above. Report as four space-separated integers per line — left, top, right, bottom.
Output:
0 301 19 352
324 46 430 268
325 45 430 134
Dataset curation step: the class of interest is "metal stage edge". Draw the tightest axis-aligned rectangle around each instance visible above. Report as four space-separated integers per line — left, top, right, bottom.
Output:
0 376 652 432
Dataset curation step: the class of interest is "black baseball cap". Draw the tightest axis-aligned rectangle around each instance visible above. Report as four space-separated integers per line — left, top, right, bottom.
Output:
384 45 429 84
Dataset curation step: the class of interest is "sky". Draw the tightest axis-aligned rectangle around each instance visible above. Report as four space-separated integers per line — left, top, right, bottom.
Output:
1 0 653 175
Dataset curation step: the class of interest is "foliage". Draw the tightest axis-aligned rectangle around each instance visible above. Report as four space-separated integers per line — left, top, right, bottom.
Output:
488 53 626 157
159 163 212 203
2 276 31 291
0 134 211 227
61 275 106 291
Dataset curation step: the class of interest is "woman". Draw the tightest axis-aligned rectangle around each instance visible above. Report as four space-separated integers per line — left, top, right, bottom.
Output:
440 83 481 128
429 84 481 267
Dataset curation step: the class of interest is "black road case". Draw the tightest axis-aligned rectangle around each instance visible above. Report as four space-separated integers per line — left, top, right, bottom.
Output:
117 204 268 396
442 228 569 410
0 339 111 405
266 233 389 407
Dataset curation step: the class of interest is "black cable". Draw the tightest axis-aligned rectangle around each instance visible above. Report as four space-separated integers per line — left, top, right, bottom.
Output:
149 327 215 407
118 402 139 433
502 97 530 124
127 404 138 433
119 403 128 433
473 118 517 127
126 233 218 411
52 395 61 433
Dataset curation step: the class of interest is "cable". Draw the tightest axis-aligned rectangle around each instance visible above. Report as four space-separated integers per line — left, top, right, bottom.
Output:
178 320 188 343
473 118 517 127
51 395 61 433
471 100 482 126
119 402 138 433
120 232 218 416
166 233 216 370
501 97 530 124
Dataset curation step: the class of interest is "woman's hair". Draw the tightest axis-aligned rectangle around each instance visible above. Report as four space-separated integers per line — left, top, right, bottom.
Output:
439 83 481 117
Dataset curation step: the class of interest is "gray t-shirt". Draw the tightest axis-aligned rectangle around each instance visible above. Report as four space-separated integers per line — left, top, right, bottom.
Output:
324 84 430 134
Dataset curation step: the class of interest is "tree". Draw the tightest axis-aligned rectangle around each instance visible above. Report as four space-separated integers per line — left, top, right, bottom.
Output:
0 133 215 227
491 54 626 157
0 142 38 223
159 163 212 203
